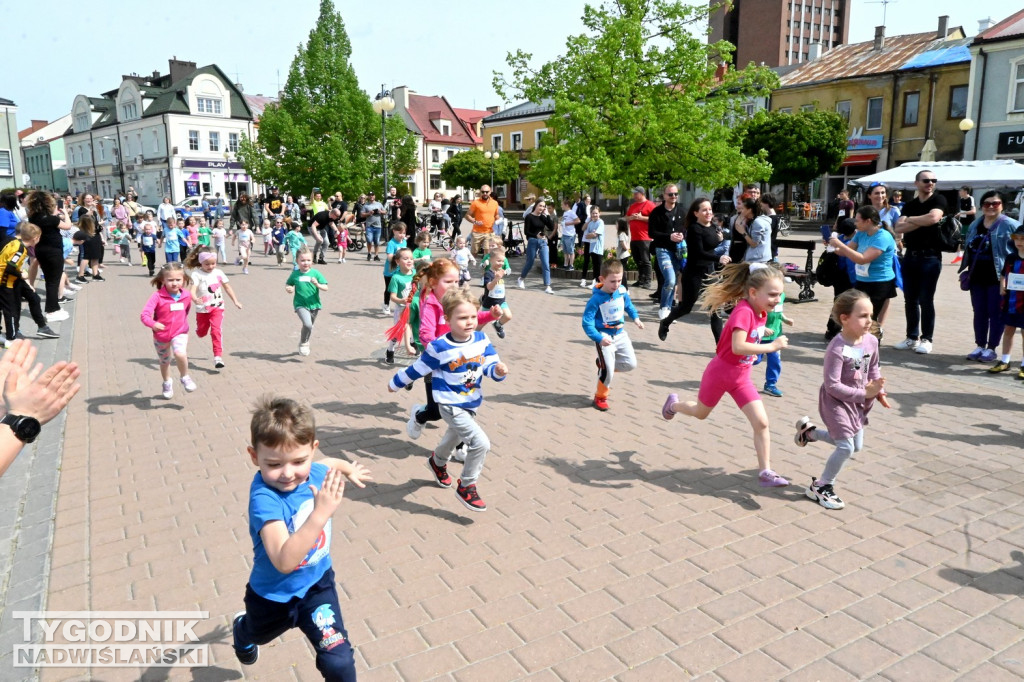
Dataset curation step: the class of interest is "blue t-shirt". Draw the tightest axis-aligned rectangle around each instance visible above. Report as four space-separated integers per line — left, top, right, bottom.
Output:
854 228 896 282
248 462 333 602
163 227 184 253
383 237 406 276
140 232 157 251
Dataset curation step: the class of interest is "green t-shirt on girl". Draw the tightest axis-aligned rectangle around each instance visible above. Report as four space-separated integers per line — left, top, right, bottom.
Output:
286 268 327 310
387 271 415 301
412 248 432 263
198 226 212 246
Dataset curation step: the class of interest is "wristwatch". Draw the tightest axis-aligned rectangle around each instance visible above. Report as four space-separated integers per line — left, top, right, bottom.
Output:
1 413 41 444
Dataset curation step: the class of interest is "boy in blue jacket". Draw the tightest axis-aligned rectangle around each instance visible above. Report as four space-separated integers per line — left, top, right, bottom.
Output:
582 260 644 411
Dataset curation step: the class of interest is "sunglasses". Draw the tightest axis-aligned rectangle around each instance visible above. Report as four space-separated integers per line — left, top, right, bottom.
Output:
983 200 1002 207
665 192 678 197
919 178 938 184
868 182 886 189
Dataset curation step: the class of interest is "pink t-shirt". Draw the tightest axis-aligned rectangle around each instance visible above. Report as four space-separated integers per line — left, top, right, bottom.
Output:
715 299 767 366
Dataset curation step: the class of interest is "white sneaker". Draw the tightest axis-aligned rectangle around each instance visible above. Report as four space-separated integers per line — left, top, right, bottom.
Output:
46 309 69 322
914 340 933 354
894 337 919 350
580 279 588 288
382 305 391 315
299 343 310 356
406 404 424 440
658 307 671 320
161 380 173 399
516 278 525 290
544 286 554 294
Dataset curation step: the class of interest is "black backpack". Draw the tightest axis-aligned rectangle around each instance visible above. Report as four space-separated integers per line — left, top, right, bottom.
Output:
936 214 962 253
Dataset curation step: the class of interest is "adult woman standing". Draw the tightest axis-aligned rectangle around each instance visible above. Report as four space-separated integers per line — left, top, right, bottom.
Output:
157 196 176 232
26 191 74 321
399 195 418 232
447 195 464 237
865 182 901 332
734 197 772 263
230 193 257 232
829 206 896 331
658 198 730 341
516 199 557 294
111 197 130 233
959 191 1018 362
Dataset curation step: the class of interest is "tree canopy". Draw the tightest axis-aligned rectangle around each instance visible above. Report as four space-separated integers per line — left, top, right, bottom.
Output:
237 0 416 197
439 149 520 190
493 0 778 196
739 109 848 186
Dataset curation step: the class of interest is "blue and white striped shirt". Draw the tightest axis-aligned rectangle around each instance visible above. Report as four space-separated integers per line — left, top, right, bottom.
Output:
389 332 504 410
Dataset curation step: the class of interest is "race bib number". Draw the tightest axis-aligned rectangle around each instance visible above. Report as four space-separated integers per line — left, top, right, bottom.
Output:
298 276 312 283
855 262 870 278
1008 273 1024 292
598 297 625 325
842 345 864 362
169 302 185 311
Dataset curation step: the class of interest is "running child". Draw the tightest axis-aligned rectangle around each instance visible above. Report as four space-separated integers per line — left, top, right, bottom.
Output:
756 291 793 397
260 219 273 257
232 396 372 679
449 236 475 289
186 246 243 370
198 219 212 249
583 260 643 411
481 243 513 339
0 223 59 343
139 222 158 276
384 248 416 364
113 221 133 266
286 248 327 356
336 222 349 263
212 219 228 264
412 230 432 268
661 262 791 487
389 288 508 512
182 216 198 262
382 223 407 315
284 223 307 270
235 221 255 274
161 218 186 263
272 221 288 266
794 289 886 509
989 224 1024 377
580 207 605 288
140 262 196 399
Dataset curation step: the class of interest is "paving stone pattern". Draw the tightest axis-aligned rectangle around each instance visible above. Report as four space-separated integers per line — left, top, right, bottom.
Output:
13 243 1024 680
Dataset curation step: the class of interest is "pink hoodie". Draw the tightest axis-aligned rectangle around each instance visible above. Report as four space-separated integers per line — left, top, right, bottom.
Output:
140 286 191 342
418 290 496 348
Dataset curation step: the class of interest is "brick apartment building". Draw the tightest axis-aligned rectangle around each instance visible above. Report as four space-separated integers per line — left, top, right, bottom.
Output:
710 0 851 67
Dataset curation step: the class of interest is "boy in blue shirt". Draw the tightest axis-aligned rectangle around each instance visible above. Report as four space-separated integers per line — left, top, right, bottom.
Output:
582 260 644 411
382 223 407 315
233 397 372 680
161 218 186 263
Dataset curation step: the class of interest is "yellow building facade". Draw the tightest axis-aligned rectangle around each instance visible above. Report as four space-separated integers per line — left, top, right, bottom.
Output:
480 101 554 206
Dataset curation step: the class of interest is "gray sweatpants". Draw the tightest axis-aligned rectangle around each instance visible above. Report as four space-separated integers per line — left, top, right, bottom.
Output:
432 405 490 485
295 307 319 344
813 427 864 485
596 331 637 390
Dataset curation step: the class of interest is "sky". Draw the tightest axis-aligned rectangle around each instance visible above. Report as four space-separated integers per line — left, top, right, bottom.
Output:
4 0 1021 126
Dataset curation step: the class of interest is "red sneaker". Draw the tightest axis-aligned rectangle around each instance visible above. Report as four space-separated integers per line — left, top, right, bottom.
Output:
455 479 487 512
426 453 452 488
593 396 609 411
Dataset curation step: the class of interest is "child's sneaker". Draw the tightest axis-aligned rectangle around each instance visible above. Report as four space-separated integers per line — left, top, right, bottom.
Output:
382 304 391 315
161 380 173 399
493 321 505 339
406 404 424 440
806 478 845 510
661 393 678 420
181 376 197 392
299 343 310 356
451 444 467 463
794 416 817 447
758 469 789 487
426 453 452 488
455 479 486 512
989 360 1011 373
580 278 588 288
593 396 609 411
242 267 249 274
385 349 395 364
763 384 783 397
214 356 225 369
232 612 259 665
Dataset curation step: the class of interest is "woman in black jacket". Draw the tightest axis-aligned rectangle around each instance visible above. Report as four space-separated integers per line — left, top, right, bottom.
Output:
26 191 75 320
399 195 418 232
659 198 730 341
446 196 463 236
230 193 257 231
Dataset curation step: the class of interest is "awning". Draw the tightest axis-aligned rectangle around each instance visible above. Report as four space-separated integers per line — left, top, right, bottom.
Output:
841 153 879 167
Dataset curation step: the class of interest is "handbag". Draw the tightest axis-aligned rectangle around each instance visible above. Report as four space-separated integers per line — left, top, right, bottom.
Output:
959 269 971 291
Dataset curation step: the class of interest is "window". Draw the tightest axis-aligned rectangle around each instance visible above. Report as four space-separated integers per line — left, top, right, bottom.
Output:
75 113 89 132
511 132 522 150
121 102 138 120
741 102 755 117
835 100 851 123
228 132 239 153
866 97 883 130
197 97 222 114
441 124 450 136
447 150 454 160
800 104 814 112
948 85 968 119
209 132 220 152
491 134 502 151
188 130 200 151
778 107 793 114
902 91 920 126
98 141 106 161
431 149 439 163
152 130 160 153
0 150 11 176
1014 62 1024 112
429 174 442 190
535 129 547 147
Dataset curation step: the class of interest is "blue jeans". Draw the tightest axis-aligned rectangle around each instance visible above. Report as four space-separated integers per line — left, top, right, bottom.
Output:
902 252 941 341
365 225 381 245
654 248 686 309
519 238 551 286
755 340 781 387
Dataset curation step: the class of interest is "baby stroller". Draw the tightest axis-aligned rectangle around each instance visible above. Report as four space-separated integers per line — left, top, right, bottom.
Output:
502 220 525 257
428 213 455 250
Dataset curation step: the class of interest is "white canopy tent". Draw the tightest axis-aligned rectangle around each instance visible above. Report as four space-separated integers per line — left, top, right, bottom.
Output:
850 160 1024 191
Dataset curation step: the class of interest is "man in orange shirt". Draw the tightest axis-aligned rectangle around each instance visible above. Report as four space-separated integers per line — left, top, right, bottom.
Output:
467 185 500 255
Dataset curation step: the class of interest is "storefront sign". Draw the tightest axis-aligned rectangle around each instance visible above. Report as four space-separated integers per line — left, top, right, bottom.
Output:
185 181 200 197
996 131 1024 155
181 160 246 170
847 133 884 151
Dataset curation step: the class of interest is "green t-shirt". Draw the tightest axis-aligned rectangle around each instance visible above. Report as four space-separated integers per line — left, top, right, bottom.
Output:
286 268 327 309
198 226 212 246
766 292 785 339
387 271 415 300
412 247 432 262
481 255 510 272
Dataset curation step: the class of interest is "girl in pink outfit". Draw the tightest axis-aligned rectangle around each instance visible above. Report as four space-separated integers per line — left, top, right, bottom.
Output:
661 263 791 487
140 262 196 399
184 246 243 370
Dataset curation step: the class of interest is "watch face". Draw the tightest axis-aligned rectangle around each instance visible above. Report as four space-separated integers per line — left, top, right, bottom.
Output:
10 415 41 443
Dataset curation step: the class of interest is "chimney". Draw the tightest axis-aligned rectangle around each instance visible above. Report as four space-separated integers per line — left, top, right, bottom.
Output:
714 61 729 81
168 58 197 84
873 26 885 51
978 17 995 33
808 42 823 61
235 82 244 92
937 15 949 39
486 106 500 114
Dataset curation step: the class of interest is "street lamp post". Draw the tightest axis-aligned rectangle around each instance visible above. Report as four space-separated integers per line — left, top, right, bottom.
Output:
372 85 395 199
958 118 975 161
484 150 500 188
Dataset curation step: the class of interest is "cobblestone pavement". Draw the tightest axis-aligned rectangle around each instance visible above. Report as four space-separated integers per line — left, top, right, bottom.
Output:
6 240 1024 681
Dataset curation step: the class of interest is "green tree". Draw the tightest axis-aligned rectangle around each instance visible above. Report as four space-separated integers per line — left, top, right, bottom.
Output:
493 0 778 196
237 0 417 197
439 149 519 190
739 109 847 191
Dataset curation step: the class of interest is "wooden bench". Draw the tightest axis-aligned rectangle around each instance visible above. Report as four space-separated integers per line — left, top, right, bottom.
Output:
775 238 818 303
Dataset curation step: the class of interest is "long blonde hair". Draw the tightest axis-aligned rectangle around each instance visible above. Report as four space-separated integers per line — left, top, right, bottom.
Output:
698 262 784 313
